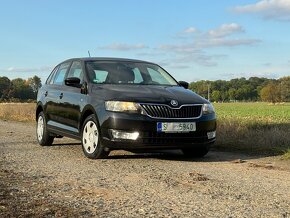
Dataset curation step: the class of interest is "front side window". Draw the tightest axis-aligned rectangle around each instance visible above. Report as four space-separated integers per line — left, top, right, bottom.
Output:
53 62 70 85
85 61 178 86
67 61 83 83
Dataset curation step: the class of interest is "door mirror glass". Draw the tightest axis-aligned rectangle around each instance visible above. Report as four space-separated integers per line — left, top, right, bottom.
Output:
65 77 81 87
179 81 189 89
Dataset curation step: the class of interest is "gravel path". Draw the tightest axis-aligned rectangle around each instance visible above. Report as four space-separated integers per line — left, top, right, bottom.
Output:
0 120 289 217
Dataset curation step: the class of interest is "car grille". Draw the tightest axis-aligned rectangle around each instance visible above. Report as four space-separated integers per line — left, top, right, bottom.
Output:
140 104 202 119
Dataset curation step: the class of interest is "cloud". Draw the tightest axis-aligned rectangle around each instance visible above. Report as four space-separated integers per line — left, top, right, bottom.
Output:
1 66 52 73
158 44 201 53
155 23 259 67
196 38 260 48
208 23 244 38
232 0 290 21
161 23 259 51
183 27 198 33
157 53 227 68
263 62 272 66
98 43 149 51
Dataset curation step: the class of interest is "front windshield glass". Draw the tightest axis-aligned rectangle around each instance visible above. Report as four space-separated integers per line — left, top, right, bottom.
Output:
85 61 178 86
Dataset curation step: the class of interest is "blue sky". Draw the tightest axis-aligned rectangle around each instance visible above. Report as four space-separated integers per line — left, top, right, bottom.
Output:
0 0 290 83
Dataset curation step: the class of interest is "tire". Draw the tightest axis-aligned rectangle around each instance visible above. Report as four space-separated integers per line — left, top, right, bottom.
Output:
36 111 54 146
181 144 211 158
81 114 109 159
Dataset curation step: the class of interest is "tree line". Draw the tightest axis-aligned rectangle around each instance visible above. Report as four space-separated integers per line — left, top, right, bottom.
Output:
0 75 289 103
0 76 42 102
189 76 290 103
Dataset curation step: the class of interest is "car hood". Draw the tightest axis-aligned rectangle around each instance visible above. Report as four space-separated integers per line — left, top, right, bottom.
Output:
91 84 208 105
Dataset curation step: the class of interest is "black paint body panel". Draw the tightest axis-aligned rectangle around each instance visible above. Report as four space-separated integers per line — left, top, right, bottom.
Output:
36 58 216 150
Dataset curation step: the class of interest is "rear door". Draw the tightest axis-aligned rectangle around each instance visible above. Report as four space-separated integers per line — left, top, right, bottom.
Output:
45 62 71 126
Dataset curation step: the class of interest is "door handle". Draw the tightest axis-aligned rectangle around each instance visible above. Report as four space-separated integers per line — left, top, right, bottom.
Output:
44 91 48 97
59 93 63 99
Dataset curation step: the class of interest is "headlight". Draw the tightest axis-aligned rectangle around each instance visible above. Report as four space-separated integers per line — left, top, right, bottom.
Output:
202 103 215 114
105 101 142 113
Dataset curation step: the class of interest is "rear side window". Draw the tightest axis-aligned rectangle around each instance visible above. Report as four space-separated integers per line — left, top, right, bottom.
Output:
67 61 83 83
46 66 59 84
53 62 70 85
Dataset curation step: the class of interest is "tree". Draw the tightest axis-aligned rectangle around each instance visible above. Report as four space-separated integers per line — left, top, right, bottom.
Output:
228 88 236 101
11 78 34 100
211 90 221 102
279 76 290 102
28 75 42 97
0 76 11 100
260 82 280 103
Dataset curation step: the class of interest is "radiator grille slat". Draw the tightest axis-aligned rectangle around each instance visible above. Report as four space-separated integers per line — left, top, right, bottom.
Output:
140 104 202 118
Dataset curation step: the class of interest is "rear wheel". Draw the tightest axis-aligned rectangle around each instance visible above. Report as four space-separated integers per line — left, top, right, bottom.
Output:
81 115 109 159
36 112 54 146
181 144 210 158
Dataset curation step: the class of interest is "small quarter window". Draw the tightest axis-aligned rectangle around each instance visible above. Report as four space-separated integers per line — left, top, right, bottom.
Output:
67 61 83 83
53 62 70 85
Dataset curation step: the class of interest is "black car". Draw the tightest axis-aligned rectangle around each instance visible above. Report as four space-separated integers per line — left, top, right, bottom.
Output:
36 58 216 159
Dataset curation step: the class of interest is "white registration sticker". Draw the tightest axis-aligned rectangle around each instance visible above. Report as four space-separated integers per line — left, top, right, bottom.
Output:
157 122 196 133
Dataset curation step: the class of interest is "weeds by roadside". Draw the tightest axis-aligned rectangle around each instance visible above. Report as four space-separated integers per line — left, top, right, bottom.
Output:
214 103 290 156
0 103 35 122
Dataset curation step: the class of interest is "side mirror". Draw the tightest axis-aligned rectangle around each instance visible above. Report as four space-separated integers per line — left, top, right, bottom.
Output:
179 81 189 89
65 77 81 87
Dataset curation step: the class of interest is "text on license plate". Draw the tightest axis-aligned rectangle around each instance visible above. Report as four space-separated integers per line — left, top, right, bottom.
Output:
157 122 196 133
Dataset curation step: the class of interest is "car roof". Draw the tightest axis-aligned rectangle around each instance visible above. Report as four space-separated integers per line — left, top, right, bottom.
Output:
62 57 156 65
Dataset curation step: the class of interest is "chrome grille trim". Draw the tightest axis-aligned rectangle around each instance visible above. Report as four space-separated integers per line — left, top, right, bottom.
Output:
139 103 203 119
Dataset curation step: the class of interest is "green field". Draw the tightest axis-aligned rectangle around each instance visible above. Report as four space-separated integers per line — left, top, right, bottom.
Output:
213 102 290 156
214 102 290 124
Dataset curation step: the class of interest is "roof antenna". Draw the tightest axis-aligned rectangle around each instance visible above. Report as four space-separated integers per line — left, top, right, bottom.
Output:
88 50 91 57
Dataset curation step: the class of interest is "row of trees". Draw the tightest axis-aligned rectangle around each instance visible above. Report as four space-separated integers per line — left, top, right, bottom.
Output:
189 76 290 103
0 76 42 101
0 75 289 103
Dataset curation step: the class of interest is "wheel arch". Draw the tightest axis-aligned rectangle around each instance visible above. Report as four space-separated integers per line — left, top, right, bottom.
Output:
36 103 44 121
79 105 99 131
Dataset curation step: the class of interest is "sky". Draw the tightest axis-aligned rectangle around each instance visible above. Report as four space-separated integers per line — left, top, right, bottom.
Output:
0 0 290 83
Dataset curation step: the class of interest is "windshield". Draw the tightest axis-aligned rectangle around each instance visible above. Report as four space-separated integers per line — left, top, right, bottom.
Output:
85 61 178 86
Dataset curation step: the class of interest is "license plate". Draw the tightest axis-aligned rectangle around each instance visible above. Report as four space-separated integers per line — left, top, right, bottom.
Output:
157 122 196 133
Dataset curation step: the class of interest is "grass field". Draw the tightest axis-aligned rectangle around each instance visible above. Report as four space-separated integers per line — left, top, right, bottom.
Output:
213 102 290 157
0 102 289 157
0 103 35 122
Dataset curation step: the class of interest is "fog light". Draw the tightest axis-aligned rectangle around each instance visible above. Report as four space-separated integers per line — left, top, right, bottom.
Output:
207 131 216 139
110 129 139 140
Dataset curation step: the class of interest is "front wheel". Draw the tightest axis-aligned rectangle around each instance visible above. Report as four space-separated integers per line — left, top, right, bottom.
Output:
181 144 211 158
36 112 54 146
81 115 109 159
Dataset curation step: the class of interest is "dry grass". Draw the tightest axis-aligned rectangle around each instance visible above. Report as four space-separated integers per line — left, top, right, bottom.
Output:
215 119 290 155
214 103 290 155
0 103 35 122
281 149 290 160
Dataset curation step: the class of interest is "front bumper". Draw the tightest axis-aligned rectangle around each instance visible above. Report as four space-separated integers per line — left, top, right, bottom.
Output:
99 111 216 150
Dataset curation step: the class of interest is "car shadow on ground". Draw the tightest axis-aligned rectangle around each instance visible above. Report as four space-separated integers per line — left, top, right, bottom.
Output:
50 138 278 162
51 142 81 146
106 149 264 163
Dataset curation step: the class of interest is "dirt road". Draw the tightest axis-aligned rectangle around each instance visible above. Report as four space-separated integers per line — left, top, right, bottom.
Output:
0 120 289 217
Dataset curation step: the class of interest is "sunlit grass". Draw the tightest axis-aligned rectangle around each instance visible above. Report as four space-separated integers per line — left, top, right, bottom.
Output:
0 103 35 122
214 102 290 155
281 149 290 160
